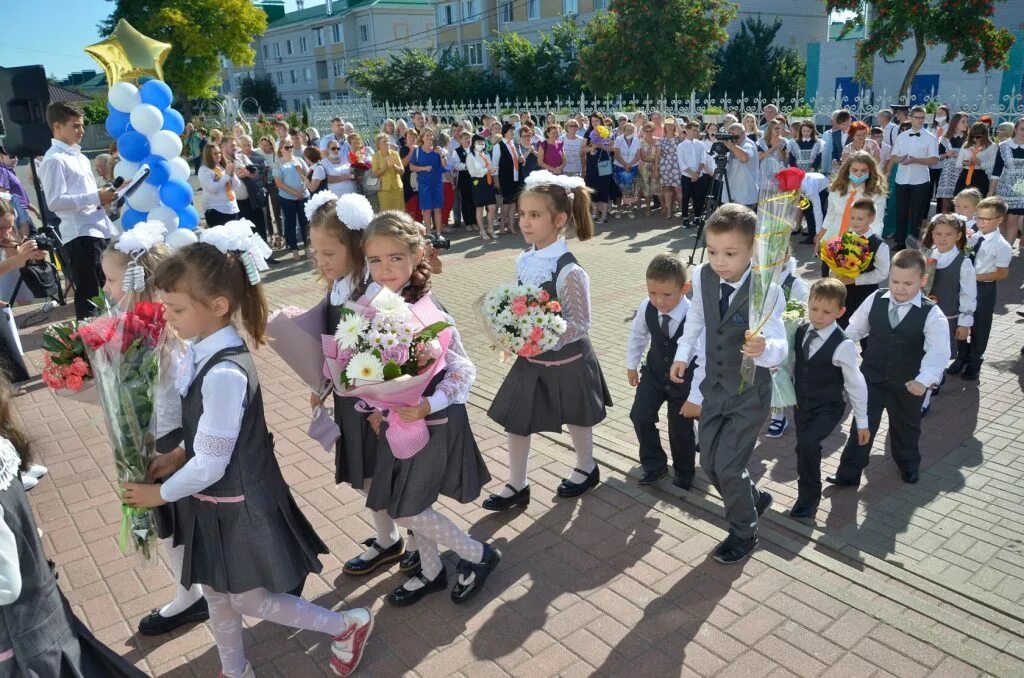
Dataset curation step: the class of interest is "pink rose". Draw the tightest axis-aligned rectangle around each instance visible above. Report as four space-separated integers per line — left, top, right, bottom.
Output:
519 342 541 358
511 299 528 316
530 326 544 342
547 301 562 313
65 374 84 391
537 290 550 303
71 358 89 377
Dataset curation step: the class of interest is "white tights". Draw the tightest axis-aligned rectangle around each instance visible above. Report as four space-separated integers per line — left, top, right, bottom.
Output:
160 539 203 617
355 479 416 558
395 508 483 589
206 587 350 676
499 425 596 497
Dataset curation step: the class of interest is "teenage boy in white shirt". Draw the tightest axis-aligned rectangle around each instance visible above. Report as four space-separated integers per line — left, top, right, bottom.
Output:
891 106 939 251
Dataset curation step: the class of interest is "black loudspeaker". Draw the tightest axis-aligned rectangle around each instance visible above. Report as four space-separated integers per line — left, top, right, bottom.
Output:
0 65 51 158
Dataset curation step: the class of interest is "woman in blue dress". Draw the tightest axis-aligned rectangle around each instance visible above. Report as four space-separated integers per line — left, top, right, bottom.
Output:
409 128 448 236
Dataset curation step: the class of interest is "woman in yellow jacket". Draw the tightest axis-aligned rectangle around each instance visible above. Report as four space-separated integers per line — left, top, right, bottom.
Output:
372 133 405 211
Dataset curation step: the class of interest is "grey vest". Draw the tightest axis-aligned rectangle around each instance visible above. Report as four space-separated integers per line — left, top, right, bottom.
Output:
929 252 964 320
643 301 694 400
700 265 771 396
794 323 846 408
0 474 73 672
861 291 933 385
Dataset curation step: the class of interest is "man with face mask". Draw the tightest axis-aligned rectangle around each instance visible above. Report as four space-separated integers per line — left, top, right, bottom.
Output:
722 122 760 209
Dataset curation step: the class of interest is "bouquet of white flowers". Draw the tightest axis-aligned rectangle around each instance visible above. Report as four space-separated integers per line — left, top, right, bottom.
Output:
480 283 567 357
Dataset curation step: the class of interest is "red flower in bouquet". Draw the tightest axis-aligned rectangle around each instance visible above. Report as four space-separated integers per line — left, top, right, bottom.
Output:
78 316 119 350
775 167 806 193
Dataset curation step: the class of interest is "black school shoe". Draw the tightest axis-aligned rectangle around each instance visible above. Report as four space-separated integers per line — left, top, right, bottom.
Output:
673 472 692 491
137 598 209 636
946 358 966 375
482 484 530 511
343 537 405 576
451 543 502 604
961 362 981 381
557 465 601 498
755 490 773 517
825 474 860 487
713 533 758 564
399 549 421 574
639 468 668 485
387 567 448 607
789 499 819 519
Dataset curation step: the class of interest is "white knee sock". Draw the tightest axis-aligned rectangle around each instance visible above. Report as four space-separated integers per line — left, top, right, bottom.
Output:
566 425 596 483
498 433 531 497
159 540 203 618
205 590 247 677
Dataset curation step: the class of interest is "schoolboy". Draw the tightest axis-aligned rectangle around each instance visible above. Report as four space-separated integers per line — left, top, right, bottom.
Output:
834 198 890 327
790 278 869 518
954 187 982 235
949 196 1012 380
627 254 699 489
670 204 788 564
828 250 950 486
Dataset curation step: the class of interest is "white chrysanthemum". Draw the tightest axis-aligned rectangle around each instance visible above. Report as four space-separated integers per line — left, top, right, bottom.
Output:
346 352 384 382
334 313 368 350
370 287 408 316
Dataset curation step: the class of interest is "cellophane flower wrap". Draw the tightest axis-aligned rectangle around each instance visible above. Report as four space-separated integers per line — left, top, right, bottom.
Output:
820 231 875 278
742 167 805 392
78 300 167 559
323 287 451 459
479 283 567 358
588 125 612 147
923 254 939 301
40 321 96 401
771 298 807 409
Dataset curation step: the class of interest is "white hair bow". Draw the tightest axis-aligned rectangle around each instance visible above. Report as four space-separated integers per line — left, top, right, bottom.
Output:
199 219 273 285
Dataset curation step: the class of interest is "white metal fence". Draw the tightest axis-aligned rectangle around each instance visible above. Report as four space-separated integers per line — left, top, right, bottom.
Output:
306 88 1024 133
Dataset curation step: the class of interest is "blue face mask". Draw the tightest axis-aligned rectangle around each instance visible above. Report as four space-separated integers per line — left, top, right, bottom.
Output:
849 173 868 184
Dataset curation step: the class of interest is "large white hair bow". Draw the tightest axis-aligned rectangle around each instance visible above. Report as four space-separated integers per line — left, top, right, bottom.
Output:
199 219 273 285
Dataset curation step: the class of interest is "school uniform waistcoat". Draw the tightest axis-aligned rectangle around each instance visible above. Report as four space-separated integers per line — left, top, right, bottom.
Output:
861 290 933 386
700 265 771 396
794 323 846 409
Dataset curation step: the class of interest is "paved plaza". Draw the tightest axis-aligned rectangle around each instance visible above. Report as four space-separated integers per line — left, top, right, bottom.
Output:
12 215 1024 676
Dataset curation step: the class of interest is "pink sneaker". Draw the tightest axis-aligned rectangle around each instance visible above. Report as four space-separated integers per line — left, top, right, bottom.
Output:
329 607 374 677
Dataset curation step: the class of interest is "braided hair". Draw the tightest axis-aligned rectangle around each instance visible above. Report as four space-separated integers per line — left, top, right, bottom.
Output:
363 210 432 303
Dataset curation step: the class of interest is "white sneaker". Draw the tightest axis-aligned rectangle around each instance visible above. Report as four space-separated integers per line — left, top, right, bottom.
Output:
20 474 38 491
41 300 58 313
24 464 47 480
218 663 255 678
330 607 374 677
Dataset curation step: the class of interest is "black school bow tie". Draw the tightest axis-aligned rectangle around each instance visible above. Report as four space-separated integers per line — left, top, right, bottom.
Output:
909 132 921 137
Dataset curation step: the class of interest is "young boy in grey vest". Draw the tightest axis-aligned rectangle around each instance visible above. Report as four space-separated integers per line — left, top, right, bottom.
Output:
790 278 869 519
670 204 788 564
627 254 700 489
828 250 950 487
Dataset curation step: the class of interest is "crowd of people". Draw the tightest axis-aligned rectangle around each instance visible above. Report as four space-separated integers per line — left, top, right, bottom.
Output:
0 97 1020 677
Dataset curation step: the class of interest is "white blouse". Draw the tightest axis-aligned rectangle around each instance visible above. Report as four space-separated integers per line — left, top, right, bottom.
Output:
516 238 591 350
928 246 977 327
160 325 248 503
819 187 886 240
198 166 241 215
957 144 998 174
0 438 21 605
312 158 357 195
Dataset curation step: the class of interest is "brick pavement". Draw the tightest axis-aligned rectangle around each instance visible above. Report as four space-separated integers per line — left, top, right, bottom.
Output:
11 214 1024 676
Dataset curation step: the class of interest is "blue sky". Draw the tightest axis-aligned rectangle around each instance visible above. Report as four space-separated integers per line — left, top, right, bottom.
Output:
0 0 320 80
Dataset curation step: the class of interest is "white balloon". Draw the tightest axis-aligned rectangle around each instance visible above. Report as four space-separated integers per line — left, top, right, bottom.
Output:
166 228 199 250
168 156 191 182
148 205 180 229
113 160 140 180
149 130 183 160
109 82 141 113
126 183 161 212
129 104 164 137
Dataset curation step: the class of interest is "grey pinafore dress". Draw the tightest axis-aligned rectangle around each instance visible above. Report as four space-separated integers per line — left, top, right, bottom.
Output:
487 252 613 436
172 346 328 594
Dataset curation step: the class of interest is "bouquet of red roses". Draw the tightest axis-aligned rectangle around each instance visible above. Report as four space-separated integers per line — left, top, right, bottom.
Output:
79 301 167 559
40 321 95 400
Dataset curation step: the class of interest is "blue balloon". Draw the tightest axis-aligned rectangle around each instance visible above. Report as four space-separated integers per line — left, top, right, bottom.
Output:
140 80 173 111
143 154 171 185
122 208 148 229
105 110 130 138
160 178 193 211
162 108 185 135
118 131 150 162
177 204 200 230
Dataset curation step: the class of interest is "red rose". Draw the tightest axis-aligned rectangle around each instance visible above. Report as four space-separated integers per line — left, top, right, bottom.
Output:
775 167 806 192
78 316 119 350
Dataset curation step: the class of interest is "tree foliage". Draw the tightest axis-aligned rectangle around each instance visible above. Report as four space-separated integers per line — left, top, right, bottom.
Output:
348 49 501 104
487 17 583 99
826 0 1015 100
238 75 283 114
100 0 267 101
81 95 110 126
713 17 805 99
578 0 736 97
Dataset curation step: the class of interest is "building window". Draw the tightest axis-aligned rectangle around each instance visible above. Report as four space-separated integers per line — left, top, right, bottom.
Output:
332 23 342 43
274 42 281 58
304 67 313 82
563 0 577 13
276 71 283 84
314 27 324 47
527 0 539 20
316 60 328 79
333 59 346 78
294 98 301 112
462 0 478 20
300 36 308 52
359 24 369 43
290 69 297 84
500 2 513 22
462 42 483 66
440 3 455 26
263 45 269 59
286 39 293 55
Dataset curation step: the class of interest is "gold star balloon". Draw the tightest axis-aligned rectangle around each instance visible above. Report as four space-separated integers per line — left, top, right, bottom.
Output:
85 19 172 85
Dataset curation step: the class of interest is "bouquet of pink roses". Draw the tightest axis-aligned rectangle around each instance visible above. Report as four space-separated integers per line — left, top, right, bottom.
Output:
323 287 452 459
479 282 567 358
40 321 95 399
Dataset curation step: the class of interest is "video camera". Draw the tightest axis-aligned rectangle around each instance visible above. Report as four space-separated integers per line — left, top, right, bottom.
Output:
710 131 737 165
32 226 61 252
425 232 451 251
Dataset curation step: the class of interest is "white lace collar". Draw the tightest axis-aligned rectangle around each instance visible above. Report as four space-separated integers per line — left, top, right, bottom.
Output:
0 438 20 492
330 273 357 306
517 238 569 286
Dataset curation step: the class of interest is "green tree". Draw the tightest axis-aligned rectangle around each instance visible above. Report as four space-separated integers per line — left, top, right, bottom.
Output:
827 0 1015 102
81 95 110 125
487 17 582 99
713 17 805 100
579 0 735 97
348 48 498 103
99 0 267 103
238 75 283 114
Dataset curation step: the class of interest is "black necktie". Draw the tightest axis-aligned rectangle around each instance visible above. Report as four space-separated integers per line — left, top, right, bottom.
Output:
719 282 733 319
804 329 819 358
909 132 921 137
660 314 671 337
971 236 984 263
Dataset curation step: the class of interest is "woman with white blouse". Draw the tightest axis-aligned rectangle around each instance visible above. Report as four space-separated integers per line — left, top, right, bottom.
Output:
309 138 358 195
955 122 998 197
197 143 241 227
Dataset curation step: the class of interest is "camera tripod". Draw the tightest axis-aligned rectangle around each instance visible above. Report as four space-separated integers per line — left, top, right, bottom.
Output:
687 154 732 267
